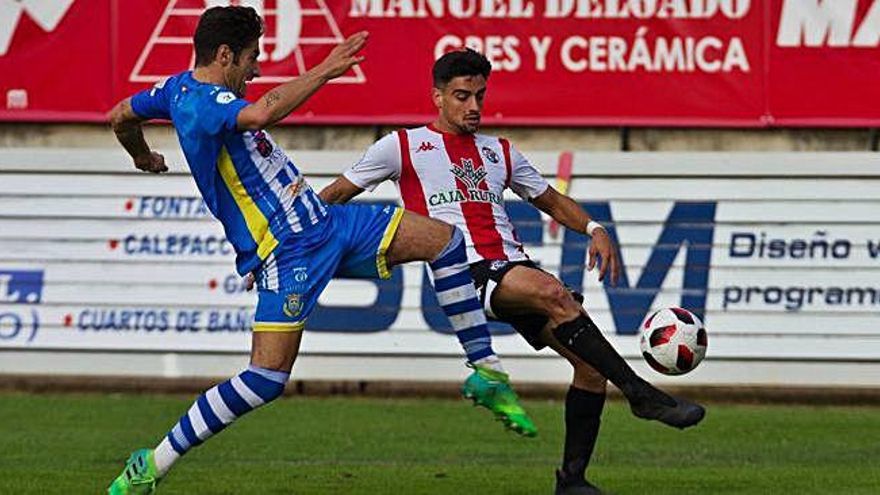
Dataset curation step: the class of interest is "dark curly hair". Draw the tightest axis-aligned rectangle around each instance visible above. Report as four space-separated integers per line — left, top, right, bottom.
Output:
432 48 492 88
193 6 264 66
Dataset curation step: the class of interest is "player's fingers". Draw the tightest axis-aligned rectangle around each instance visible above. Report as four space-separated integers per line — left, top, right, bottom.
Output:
587 246 597 271
350 31 368 48
610 252 620 286
598 253 609 282
343 31 368 54
154 155 168 173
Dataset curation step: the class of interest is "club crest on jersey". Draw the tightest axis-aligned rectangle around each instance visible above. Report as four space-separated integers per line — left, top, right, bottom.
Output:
253 130 274 158
216 91 236 104
282 293 303 318
429 158 502 207
481 146 499 164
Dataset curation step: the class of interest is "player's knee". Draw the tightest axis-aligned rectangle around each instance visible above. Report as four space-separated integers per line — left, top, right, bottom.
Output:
537 282 580 320
429 226 465 267
242 365 290 403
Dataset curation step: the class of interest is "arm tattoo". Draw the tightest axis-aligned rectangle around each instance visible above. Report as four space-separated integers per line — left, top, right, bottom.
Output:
265 91 281 107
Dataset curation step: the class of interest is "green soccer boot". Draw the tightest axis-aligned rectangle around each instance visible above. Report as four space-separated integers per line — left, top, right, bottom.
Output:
107 448 160 495
461 364 538 437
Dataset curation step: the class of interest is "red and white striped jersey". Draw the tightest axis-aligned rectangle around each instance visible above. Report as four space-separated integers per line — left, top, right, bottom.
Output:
344 124 549 263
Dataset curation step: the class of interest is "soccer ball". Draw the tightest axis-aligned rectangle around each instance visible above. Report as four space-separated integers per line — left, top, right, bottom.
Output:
639 307 707 375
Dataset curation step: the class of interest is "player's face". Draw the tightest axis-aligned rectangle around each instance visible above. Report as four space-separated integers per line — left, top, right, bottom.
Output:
226 40 261 97
433 75 487 134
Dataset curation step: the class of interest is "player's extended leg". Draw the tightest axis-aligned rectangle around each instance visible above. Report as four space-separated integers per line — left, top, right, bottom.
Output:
384 211 536 436
491 266 704 429
107 325 302 494
386 214 494 364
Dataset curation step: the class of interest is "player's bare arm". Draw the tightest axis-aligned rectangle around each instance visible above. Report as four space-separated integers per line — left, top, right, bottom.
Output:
319 176 364 204
236 32 368 131
108 98 168 174
531 186 620 284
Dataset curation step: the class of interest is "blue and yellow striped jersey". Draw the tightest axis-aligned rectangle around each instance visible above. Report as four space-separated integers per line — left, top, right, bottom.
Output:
131 71 331 275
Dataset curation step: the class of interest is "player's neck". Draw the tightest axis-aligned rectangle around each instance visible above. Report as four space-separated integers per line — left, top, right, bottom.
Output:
192 66 226 87
430 119 472 136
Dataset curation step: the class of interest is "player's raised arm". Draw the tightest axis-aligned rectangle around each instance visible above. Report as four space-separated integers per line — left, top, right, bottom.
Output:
108 97 168 174
237 31 368 131
530 186 620 285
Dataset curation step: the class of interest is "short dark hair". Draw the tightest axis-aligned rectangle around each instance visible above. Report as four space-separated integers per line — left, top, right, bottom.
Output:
193 6 264 66
432 48 492 88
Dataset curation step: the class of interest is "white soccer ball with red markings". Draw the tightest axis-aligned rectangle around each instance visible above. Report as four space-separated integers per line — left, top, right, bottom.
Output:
639 307 707 375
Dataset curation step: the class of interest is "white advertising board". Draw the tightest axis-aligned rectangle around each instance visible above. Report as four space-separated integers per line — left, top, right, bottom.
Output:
1 150 878 384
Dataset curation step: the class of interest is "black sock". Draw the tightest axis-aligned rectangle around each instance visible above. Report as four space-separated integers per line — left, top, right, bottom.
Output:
553 314 639 390
561 386 606 481
553 315 674 407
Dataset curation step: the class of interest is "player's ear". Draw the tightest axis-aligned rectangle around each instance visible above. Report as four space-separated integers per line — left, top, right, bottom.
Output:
216 44 233 66
431 86 443 110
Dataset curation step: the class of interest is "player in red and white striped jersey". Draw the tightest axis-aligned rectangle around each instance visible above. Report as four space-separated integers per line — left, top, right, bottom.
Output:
339 120 546 264
321 49 705 495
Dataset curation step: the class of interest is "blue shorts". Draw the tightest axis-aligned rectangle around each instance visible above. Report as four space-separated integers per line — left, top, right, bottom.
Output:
252 203 403 332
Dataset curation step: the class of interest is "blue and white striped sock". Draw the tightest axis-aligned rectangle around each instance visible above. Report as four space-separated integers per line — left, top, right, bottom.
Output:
152 365 289 476
430 228 498 365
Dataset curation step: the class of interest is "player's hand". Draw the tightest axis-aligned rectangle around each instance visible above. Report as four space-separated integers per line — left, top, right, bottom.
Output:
317 31 368 80
244 272 256 292
133 151 168 174
588 228 620 286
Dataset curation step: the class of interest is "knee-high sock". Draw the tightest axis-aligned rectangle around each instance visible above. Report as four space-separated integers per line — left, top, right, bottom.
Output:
152 365 289 476
561 387 606 480
430 227 496 364
553 314 672 406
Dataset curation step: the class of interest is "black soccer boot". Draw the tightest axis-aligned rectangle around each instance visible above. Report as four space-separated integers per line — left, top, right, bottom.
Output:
621 376 705 429
554 469 604 495
554 315 705 429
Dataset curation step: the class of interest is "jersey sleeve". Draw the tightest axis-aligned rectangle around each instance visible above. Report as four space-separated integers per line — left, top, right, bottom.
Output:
199 90 249 136
130 78 173 121
508 145 550 200
343 132 401 192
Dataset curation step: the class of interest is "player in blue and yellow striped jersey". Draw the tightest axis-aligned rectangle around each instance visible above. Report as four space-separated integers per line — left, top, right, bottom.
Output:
106 6 533 495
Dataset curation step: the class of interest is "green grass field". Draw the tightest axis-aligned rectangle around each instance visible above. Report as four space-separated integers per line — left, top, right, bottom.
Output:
1 392 879 494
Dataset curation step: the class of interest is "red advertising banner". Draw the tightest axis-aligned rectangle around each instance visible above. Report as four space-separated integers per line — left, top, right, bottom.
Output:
0 0 877 126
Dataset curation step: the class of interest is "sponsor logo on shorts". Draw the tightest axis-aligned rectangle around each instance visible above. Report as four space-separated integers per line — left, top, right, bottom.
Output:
489 260 508 272
292 267 308 283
